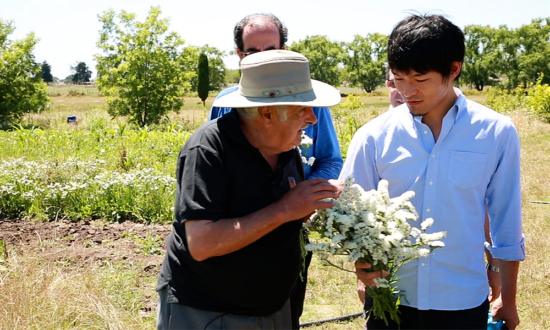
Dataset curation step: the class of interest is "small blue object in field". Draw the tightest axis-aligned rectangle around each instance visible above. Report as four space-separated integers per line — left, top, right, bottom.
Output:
67 115 77 124
488 311 504 330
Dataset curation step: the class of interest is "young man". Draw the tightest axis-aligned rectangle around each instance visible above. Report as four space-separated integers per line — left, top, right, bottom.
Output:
341 14 525 329
157 50 342 329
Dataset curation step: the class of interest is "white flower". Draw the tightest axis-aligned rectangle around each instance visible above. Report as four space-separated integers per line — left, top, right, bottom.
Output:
374 278 390 288
421 218 434 230
300 131 313 146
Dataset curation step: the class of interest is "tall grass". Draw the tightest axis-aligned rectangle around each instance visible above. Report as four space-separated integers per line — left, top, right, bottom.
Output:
0 252 155 329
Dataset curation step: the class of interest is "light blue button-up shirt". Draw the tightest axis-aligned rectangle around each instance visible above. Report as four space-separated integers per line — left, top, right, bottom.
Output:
340 94 525 310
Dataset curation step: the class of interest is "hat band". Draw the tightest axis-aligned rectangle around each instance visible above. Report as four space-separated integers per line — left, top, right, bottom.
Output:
239 81 313 98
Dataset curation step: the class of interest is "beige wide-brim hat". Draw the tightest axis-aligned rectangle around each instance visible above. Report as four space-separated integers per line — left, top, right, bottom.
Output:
213 50 341 108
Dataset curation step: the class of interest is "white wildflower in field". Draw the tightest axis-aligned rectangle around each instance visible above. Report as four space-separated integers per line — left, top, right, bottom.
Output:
304 176 446 326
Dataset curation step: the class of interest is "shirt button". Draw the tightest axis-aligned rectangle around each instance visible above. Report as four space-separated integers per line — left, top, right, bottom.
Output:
427 208 431 212
431 154 436 158
429 181 433 185
424 131 428 134
421 263 426 267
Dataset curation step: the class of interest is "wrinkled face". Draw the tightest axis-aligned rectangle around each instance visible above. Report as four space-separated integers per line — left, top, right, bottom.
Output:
238 21 282 59
269 106 317 152
392 69 455 117
386 71 405 108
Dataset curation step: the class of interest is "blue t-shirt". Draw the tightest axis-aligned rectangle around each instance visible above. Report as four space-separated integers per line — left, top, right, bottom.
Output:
209 86 343 180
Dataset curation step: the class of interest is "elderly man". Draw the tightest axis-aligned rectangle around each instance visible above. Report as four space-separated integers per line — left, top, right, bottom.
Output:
209 14 342 328
157 50 342 329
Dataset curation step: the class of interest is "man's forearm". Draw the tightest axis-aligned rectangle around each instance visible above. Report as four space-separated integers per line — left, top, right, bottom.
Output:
499 260 519 305
185 202 290 261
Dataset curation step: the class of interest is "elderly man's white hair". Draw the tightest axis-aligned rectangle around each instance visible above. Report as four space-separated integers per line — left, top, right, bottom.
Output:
236 105 290 121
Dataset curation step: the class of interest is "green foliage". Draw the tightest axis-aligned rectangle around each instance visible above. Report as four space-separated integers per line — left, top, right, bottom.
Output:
0 19 50 125
122 232 163 255
462 25 499 91
197 52 209 106
331 94 379 158
484 74 550 122
483 87 526 114
40 61 54 83
0 239 6 271
344 33 388 93
95 6 195 127
225 69 240 84
496 18 550 88
185 45 226 92
527 74 550 122
71 62 92 84
289 36 345 86
0 123 197 222
198 45 226 91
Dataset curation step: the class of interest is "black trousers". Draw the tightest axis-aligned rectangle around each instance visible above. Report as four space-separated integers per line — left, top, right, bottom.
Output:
365 297 489 330
290 249 312 329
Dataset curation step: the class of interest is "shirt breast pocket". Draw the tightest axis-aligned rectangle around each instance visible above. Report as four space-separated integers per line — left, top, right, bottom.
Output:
448 151 488 189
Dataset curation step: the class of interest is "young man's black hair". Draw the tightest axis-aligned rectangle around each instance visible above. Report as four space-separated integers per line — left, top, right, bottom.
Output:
388 14 465 81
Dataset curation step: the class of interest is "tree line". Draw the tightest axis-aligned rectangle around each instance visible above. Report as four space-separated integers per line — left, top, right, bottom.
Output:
1 7 549 126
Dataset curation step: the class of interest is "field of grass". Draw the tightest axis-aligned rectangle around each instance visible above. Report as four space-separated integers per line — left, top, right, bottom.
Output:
0 87 549 329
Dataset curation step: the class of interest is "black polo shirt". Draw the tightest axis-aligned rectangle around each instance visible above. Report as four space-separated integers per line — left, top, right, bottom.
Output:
158 109 305 316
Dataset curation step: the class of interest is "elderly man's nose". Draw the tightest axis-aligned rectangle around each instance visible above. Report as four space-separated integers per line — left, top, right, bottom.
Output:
305 107 317 125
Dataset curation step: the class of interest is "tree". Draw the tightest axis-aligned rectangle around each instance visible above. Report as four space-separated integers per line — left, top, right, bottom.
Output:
71 62 92 84
197 53 209 106
95 6 195 127
344 33 388 93
496 18 550 88
515 18 550 86
289 36 345 86
40 61 54 83
0 19 49 124
462 25 500 91
187 45 226 92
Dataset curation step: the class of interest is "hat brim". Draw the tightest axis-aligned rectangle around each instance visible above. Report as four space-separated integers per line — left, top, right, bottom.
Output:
212 80 341 108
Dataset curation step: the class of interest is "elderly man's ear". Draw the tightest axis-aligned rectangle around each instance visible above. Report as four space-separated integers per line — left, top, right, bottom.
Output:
258 106 275 123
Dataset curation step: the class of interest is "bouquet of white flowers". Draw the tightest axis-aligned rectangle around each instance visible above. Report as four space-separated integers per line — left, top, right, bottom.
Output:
304 176 446 326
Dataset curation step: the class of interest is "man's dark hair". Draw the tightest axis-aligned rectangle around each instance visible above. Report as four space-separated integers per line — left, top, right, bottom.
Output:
233 14 288 51
388 14 465 81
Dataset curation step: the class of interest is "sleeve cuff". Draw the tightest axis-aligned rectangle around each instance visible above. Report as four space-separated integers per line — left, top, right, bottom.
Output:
484 235 526 261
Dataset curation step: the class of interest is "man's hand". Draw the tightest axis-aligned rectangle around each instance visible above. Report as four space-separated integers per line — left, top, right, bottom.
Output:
354 261 389 288
277 178 340 221
491 295 519 330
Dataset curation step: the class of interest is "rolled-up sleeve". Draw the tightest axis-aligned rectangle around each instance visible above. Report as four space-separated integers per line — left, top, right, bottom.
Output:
485 118 526 261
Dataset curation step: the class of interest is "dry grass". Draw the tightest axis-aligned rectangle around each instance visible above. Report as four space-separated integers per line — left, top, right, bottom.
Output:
0 248 155 330
508 111 550 330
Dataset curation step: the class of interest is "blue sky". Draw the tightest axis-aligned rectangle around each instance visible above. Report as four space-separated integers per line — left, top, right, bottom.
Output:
3 0 549 79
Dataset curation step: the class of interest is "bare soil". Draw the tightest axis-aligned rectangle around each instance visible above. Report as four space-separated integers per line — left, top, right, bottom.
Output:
0 218 172 267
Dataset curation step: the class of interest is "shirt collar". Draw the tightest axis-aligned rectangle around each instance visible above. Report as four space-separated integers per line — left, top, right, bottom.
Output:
407 93 466 124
